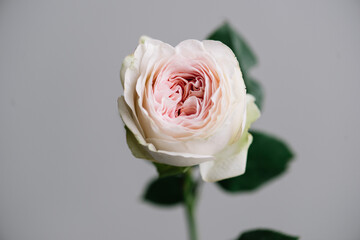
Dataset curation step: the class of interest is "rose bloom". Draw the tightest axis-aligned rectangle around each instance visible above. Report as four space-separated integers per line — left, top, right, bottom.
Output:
118 36 260 182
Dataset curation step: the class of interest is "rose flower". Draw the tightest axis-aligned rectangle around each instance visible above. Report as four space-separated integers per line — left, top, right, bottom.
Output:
118 36 260 182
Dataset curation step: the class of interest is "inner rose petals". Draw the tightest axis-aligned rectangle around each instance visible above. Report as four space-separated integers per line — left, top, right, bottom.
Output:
181 96 200 116
149 57 219 132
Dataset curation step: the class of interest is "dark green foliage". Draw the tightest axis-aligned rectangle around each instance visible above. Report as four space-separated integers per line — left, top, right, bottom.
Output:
237 229 299 240
143 175 184 206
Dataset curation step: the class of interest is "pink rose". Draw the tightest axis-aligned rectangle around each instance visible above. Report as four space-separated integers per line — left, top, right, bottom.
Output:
118 36 260 182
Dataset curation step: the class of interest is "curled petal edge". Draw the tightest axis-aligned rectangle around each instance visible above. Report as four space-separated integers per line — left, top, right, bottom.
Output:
118 97 215 167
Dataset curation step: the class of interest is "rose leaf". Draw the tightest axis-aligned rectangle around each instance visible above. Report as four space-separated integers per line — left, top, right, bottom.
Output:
237 229 299 240
143 175 184 206
217 130 294 192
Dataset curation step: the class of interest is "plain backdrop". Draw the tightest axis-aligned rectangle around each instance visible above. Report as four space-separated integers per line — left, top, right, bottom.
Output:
1 0 360 239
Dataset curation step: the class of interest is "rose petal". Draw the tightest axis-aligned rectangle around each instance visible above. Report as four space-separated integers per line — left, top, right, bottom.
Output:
118 97 215 166
120 55 133 88
148 150 215 167
199 134 253 182
118 96 147 145
199 94 260 182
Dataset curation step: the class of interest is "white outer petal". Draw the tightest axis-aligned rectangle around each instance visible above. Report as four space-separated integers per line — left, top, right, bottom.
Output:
120 55 133 88
148 150 215 167
199 94 260 182
121 36 174 140
199 134 253 182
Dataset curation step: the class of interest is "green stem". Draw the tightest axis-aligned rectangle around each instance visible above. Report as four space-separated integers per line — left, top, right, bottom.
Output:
184 169 198 240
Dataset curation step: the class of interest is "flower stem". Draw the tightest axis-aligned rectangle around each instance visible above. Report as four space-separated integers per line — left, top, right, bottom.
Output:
184 169 198 240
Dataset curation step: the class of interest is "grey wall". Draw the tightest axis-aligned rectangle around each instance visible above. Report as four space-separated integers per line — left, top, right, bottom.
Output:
1 0 359 239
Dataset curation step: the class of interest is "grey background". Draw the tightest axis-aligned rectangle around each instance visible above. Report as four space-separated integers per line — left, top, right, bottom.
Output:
0 0 359 239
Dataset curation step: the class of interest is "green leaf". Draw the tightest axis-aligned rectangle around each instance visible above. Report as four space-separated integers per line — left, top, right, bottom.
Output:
153 162 190 178
207 22 257 73
143 175 184 206
218 130 294 192
207 22 264 110
237 229 299 240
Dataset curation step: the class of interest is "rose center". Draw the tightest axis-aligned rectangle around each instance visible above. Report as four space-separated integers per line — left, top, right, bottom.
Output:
151 59 216 125
167 73 205 118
